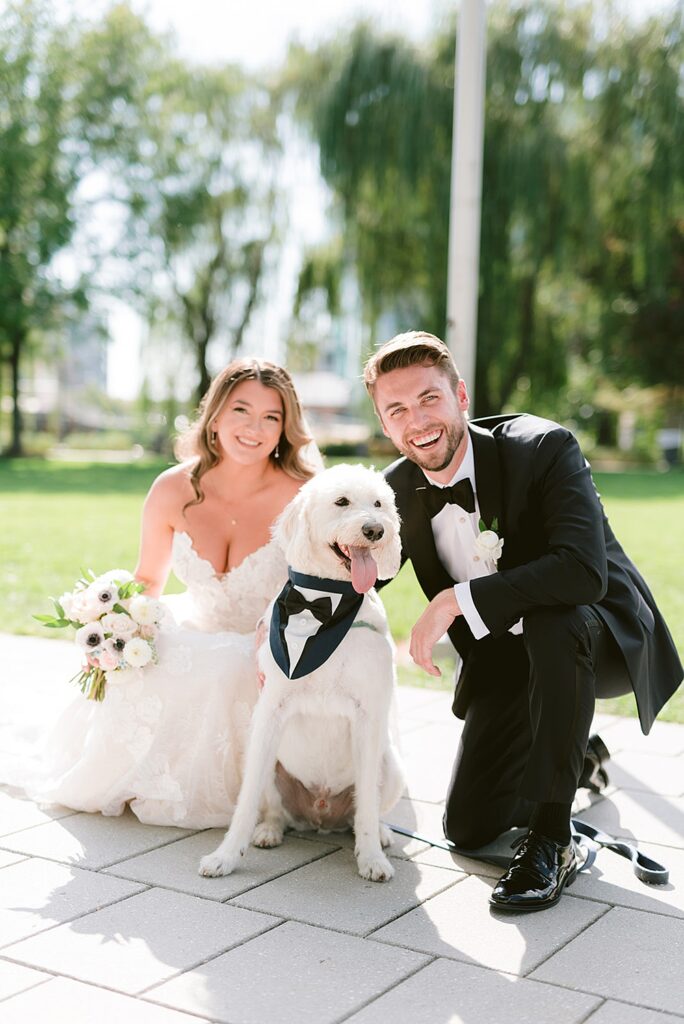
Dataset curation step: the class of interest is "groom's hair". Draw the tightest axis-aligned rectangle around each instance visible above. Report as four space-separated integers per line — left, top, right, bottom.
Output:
363 331 461 400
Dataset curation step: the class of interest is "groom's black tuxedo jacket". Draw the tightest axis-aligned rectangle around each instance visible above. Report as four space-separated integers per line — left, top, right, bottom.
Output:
384 413 683 733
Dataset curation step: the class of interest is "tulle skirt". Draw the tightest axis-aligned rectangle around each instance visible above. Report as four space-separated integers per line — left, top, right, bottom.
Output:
0 597 259 829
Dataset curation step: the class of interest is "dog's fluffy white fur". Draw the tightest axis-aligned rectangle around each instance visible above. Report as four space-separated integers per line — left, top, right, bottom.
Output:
199 463 407 882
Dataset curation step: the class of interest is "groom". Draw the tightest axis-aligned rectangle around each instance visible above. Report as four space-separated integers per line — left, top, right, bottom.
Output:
365 331 683 911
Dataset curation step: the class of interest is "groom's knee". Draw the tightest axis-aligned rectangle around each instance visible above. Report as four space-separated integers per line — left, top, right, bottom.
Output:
443 794 504 850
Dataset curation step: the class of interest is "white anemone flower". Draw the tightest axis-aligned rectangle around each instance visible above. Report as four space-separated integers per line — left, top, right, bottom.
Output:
129 595 164 625
103 636 127 658
86 581 119 614
75 622 106 649
123 636 153 668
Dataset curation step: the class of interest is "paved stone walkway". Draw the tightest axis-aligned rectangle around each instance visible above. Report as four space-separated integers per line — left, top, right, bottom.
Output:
0 634 682 1023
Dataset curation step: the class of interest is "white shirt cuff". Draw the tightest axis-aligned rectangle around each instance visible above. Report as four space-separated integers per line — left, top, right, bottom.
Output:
454 582 490 640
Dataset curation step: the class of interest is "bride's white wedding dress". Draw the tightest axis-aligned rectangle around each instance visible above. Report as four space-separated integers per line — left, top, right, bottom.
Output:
1 532 288 828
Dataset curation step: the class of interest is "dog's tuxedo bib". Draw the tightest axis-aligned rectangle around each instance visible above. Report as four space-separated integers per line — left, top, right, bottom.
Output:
269 570 364 679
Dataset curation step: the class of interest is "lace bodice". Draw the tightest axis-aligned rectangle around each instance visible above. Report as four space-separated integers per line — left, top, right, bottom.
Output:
170 531 288 634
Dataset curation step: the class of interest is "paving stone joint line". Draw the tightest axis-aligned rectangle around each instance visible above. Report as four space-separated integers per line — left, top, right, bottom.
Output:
530 973 684 1019
1 641 682 1023
519 902 613 977
329 956 441 1024
137 915 287 997
0 883 152 954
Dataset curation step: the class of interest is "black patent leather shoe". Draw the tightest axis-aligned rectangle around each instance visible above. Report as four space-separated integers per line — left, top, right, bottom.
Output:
578 733 611 794
489 830 579 912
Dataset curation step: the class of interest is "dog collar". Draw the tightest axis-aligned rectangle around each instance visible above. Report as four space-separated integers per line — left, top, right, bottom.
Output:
288 569 359 595
269 569 364 679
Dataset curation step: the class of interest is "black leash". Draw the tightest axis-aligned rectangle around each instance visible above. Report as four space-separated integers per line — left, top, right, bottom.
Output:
570 818 669 885
385 818 669 885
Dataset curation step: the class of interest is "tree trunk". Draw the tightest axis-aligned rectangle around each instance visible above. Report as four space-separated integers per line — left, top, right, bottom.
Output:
497 273 536 413
232 241 265 354
195 335 211 409
6 330 24 457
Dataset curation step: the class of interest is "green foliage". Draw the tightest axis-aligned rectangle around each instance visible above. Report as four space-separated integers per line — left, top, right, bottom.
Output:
583 6 684 399
294 238 344 319
0 0 284 447
0 0 85 454
76 7 282 403
1 459 682 720
290 1 683 418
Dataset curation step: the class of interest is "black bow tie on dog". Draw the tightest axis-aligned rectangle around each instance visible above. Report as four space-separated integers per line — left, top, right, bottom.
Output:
280 588 332 624
417 478 476 517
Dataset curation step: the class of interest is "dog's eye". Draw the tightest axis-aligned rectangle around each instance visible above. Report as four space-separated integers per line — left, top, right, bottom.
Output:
374 500 382 507
335 497 350 507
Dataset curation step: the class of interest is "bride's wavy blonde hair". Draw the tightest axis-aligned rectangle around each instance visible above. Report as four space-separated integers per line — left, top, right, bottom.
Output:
175 358 316 512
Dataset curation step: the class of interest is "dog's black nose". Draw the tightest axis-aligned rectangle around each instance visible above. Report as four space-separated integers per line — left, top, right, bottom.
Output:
362 522 384 542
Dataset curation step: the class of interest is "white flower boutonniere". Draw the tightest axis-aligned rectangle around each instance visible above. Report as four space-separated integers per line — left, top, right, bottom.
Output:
475 517 504 564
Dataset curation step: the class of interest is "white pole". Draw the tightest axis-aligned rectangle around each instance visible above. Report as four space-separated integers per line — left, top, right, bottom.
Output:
446 0 487 409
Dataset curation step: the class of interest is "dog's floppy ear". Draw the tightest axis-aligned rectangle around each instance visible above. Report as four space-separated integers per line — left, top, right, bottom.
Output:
273 489 306 552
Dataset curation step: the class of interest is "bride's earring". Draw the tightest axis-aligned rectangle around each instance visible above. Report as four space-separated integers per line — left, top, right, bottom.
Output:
210 427 217 447
274 442 280 460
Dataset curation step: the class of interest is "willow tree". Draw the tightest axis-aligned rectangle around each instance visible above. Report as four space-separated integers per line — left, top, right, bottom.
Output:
77 5 281 404
586 7 683 412
291 1 681 417
291 26 452 347
0 1 85 455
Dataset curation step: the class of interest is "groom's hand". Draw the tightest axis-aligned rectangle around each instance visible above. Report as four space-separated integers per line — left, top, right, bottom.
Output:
409 588 461 677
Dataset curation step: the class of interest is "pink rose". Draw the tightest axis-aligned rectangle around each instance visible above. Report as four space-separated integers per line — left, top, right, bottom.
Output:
99 650 120 671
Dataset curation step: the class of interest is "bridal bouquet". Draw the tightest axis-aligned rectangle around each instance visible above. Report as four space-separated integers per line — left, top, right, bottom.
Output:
35 569 164 701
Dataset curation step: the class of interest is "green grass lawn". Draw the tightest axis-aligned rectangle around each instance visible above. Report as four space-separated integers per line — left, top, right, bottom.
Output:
1 457 682 721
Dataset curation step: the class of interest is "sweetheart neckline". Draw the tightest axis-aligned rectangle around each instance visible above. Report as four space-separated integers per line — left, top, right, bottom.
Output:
173 530 275 581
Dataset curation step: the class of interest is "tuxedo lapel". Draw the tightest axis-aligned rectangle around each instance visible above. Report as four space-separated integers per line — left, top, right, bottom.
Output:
402 461 455 599
397 428 505 596
269 573 364 680
469 423 504 536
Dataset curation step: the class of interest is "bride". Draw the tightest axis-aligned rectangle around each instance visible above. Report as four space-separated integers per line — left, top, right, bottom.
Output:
5 358 320 828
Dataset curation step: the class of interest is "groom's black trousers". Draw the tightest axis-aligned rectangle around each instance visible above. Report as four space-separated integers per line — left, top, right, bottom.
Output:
443 605 632 849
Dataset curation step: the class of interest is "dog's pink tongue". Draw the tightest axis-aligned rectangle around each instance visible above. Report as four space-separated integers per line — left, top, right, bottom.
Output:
349 546 378 593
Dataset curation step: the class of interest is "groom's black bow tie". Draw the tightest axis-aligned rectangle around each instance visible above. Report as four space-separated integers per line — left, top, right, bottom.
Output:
280 588 333 624
417 478 476 518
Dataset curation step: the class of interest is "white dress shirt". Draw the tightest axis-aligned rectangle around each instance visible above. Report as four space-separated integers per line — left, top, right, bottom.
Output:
425 435 522 640
283 587 343 675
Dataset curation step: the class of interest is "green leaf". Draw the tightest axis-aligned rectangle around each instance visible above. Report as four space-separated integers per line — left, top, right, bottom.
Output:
52 598 65 618
478 518 486 532
33 613 58 623
43 620 70 628
491 517 499 533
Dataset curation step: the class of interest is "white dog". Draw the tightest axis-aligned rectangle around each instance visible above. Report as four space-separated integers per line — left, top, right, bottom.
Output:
199 463 406 882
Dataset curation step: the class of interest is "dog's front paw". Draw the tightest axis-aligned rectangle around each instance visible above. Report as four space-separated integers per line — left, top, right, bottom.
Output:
198 849 238 877
252 821 284 848
356 850 394 882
